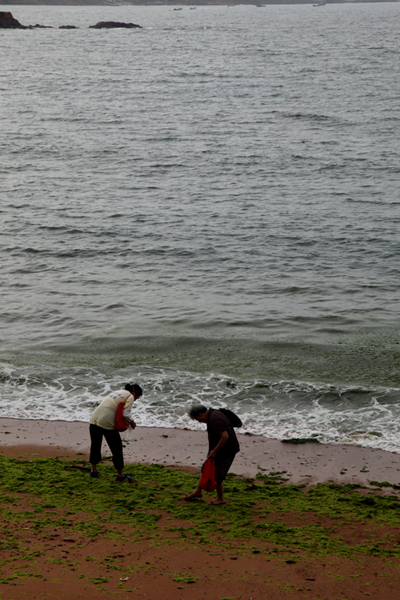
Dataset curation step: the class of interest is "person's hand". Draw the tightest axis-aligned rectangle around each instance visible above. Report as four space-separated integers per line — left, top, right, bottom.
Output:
208 449 217 459
130 420 136 429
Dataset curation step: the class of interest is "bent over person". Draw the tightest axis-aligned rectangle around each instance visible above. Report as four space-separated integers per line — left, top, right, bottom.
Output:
185 405 240 505
89 383 142 482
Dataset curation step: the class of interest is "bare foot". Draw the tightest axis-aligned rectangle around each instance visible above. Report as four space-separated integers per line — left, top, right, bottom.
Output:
209 498 229 505
184 491 203 501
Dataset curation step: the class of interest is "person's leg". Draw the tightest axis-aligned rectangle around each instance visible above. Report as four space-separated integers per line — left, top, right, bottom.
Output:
89 424 103 474
184 473 203 500
210 482 227 505
210 454 236 504
103 429 124 477
184 459 208 500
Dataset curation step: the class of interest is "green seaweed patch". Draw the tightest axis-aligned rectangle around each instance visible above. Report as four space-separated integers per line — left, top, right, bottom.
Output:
88 577 109 584
173 572 200 584
0 494 19 504
12 570 43 579
369 481 400 490
281 438 320 444
1 457 400 559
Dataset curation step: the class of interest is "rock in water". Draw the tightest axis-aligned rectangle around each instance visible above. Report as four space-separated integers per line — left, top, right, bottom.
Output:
0 13 140 31
0 11 51 29
89 21 142 29
0 11 25 28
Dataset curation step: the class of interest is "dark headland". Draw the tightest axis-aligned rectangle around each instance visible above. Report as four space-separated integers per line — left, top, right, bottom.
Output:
0 0 396 5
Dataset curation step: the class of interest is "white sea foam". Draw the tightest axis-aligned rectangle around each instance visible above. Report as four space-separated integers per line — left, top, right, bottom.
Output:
1 362 399 453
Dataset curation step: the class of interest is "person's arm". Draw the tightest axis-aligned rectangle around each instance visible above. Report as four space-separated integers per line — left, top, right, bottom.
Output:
208 431 228 458
123 404 136 428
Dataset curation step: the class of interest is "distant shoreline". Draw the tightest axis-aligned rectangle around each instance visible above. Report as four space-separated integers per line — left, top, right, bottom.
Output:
1 0 398 6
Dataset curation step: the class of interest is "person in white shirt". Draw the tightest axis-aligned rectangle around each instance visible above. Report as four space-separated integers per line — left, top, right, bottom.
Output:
89 383 142 482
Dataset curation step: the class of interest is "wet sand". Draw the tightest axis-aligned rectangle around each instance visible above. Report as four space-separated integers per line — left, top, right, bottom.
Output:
1 417 399 487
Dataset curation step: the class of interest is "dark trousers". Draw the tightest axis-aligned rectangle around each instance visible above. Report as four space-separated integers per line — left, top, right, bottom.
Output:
89 424 124 472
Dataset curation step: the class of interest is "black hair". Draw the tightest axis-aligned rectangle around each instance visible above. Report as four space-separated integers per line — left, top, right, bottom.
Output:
124 383 143 397
188 405 208 420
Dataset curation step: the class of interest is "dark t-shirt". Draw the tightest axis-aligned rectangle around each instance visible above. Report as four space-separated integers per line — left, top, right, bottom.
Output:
207 408 240 458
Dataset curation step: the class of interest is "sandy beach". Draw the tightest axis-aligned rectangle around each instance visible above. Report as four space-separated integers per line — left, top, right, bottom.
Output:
1 417 400 488
1 418 400 600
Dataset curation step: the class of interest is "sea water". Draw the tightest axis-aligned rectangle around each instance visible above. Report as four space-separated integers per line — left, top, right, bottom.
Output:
1 3 399 450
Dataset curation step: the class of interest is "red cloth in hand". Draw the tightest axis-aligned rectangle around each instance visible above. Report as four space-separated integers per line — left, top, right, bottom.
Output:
200 457 217 492
114 402 128 432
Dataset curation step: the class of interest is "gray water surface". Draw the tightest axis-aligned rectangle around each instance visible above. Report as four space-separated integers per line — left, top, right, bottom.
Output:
1 3 399 449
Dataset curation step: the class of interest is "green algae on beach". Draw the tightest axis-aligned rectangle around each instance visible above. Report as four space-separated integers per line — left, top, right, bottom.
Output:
1 457 400 560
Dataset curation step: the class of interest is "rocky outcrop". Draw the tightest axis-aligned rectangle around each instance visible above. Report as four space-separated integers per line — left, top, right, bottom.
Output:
0 11 52 28
0 12 141 30
0 11 25 28
89 21 142 29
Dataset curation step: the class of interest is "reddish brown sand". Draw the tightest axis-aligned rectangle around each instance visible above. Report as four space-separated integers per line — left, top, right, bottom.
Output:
1 511 400 600
1 418 400 599
1 484 400 600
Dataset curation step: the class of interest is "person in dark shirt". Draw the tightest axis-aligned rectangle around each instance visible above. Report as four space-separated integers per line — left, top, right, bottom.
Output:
184 405 240 505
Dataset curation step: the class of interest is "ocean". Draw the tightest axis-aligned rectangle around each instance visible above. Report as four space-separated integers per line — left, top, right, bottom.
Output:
1 3 399 451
